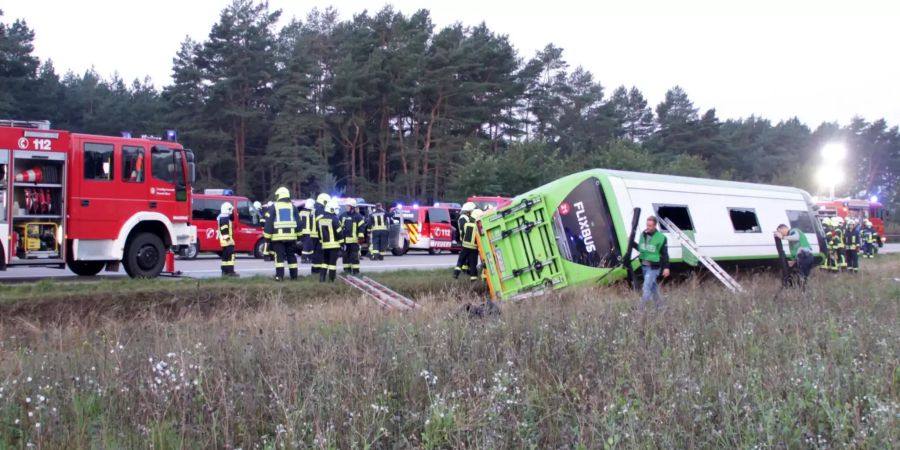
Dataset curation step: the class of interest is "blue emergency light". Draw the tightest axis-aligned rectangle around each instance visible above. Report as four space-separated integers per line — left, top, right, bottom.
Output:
165 129 177 141
121 131 132 138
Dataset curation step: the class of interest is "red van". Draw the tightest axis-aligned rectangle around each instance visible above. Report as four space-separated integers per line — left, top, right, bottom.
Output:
390 204 457 255
181 194 265 259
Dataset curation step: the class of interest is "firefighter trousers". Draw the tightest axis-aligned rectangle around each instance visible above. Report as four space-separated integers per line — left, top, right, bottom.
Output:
454 248 479 280
846 249 859 272
371 230 388 259
311 238 324 273
271 241 299 280
343 243 360 273
320 247 340 282
220 245 235 274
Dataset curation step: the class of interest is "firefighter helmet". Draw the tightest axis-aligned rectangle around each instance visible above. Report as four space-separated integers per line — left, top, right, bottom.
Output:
220 202 234 215
275 187 290 200
304 199 315 209
832 216 844 226
317 193 331 204
326 200 340 214
253 201 262 210
471 209 484 220
865 219 872 227
345 198 357 208
461 202 476 212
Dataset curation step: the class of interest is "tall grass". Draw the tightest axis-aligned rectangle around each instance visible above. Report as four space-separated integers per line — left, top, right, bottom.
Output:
0 261 897 449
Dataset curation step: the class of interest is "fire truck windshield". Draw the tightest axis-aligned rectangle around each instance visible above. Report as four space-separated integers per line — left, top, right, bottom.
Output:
551 177 619 268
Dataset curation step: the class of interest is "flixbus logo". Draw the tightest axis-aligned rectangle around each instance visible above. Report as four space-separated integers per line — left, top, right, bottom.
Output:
574 201 596 253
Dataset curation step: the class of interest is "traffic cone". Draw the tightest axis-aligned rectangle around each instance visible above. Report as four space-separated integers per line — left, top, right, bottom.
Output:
15 167 43 183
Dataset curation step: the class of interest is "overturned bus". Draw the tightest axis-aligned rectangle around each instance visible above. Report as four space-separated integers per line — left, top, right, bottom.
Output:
476 169 827 301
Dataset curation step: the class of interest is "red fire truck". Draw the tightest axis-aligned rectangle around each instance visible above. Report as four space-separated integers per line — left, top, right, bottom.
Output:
0 120 197 277
181 192 265 259
390 204 457 255
815 198 888 239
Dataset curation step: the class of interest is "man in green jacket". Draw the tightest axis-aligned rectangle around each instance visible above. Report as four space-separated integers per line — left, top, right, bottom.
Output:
775 223 815 283
636 216 670 309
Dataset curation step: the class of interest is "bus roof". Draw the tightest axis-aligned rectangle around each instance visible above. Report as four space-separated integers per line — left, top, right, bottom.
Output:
598 169 808 195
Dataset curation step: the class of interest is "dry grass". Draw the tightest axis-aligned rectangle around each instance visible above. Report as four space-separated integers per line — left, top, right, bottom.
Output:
0 260 898 449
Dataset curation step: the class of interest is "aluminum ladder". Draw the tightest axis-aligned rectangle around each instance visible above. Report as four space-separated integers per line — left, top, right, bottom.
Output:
339 275 421 311
658 217 744 293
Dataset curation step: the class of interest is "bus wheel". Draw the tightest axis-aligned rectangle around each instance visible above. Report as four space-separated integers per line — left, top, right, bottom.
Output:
67 260 105 276
123 233 165 278
253 239 266 259
180 243 199 260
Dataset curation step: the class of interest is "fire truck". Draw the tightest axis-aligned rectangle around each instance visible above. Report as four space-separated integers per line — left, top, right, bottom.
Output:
389 203 458 255
0 120 197 277
815 198 888 240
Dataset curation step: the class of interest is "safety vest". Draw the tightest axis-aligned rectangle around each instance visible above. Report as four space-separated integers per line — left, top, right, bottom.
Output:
787 228 811 259
217 215 234 247
461 220 478 249
341 212 365 244
266 201 300 241
370 211 387 231
845 228 860 249
318 213 343 249
299 209 312 237
458 214 472 234
638 230 666 263
862 227 875 243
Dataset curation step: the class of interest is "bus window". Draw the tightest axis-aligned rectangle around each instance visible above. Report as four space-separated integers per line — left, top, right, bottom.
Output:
552 177 618 268
655 205 695 231
786 210 815 233
728 208 761 233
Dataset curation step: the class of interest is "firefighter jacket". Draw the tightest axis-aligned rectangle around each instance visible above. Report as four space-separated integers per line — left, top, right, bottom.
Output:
368 209 388 231
833 227 845 249
340 211 366 244
862 226 876 243
311 203 326 239
461 217 479 250
299 209 313 237
317 211 343 250
217 214 234 247
845 226 860 250
264 200 301 241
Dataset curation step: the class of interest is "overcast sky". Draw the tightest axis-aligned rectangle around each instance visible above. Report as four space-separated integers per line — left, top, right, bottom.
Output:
5 0 899 126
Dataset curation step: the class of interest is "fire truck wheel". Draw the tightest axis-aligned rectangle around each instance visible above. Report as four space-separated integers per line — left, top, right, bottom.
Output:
253 239 266 259
67 260 105 277
123 233 165 278
391 240 409 256
428 248 440 255
179 243 199 260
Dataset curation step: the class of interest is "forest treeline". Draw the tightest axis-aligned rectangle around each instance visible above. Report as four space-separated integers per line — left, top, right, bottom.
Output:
1 2 898 215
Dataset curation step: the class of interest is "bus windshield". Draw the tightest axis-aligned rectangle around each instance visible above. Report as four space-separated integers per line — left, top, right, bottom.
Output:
551 177 619 268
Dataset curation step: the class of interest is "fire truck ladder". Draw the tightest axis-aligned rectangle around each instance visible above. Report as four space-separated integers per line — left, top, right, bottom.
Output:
339 275 421 311
658 217 744 293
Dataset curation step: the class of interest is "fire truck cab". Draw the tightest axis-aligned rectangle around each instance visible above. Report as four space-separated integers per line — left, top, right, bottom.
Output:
0 120 197 277
815 198 888 240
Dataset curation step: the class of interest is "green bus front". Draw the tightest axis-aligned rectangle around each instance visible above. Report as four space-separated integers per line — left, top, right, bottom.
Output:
477 170 628 301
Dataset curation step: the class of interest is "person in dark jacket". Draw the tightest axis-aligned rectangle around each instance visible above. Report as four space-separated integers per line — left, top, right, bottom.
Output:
634 215 669 308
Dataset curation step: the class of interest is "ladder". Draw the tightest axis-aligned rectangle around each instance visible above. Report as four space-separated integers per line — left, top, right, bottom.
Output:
658 217 744 293
339 275 421 311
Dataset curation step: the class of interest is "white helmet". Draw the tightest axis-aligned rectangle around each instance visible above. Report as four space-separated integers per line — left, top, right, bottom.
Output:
471 209 484 220
304 198 315 210
220 202 234 215
345 198 357 208
316 193 331 204
326 200 340 214
864 219 873 227
461 202 477 212
253 201 262 210
833 216 844 226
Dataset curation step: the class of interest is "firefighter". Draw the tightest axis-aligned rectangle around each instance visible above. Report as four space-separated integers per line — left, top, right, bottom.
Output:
318 200 343 282
820 217 835 272
264 187 301 281
453 202 477 279
775 223 814 286
218 202 238 277
255 201 273 262
454 202 480 281
844 218 860 273
832 216 847 271
298 199 314 264
861 220 877 258
340 199 366 275
367 203 389 261
311 193 330 273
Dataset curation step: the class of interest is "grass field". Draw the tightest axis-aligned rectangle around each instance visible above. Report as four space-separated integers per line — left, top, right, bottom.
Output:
0 260 898 449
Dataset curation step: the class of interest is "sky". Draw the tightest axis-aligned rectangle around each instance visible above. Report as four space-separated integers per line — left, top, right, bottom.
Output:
4 0 900 126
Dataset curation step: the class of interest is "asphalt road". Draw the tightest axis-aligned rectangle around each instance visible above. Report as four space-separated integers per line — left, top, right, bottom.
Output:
2 244 898 282
0 252 459 281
